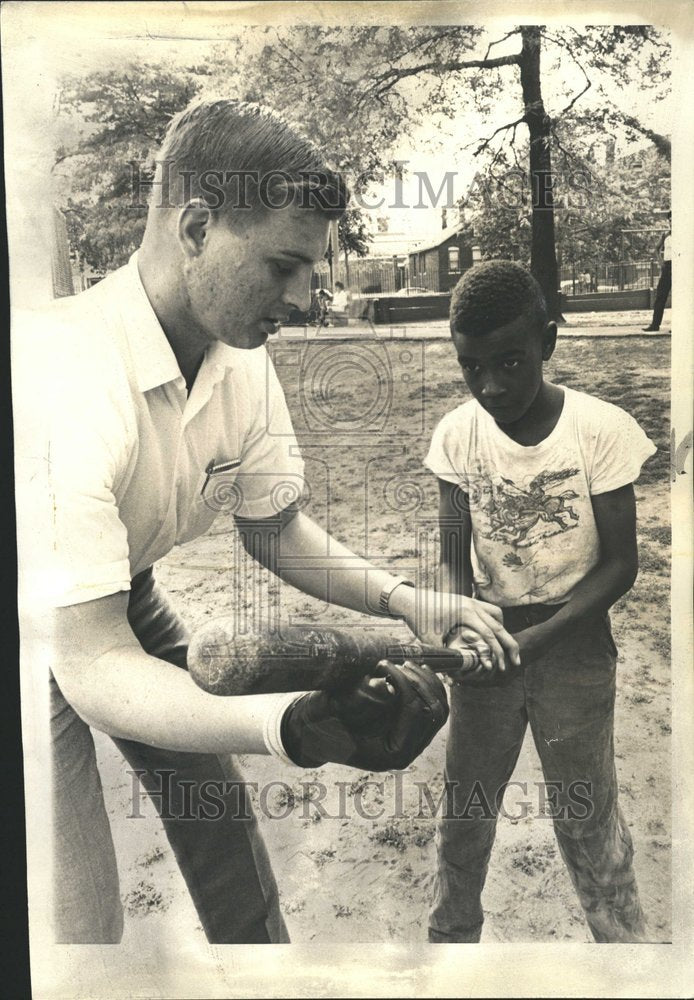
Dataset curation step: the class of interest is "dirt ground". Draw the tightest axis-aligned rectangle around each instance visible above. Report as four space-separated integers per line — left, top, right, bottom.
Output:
94 334 671 945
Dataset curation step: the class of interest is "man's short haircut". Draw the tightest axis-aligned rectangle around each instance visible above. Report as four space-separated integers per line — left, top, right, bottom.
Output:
450 260 548 336
156 99 348 220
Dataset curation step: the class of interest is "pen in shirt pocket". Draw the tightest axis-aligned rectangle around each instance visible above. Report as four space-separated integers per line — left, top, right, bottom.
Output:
202 457 242 494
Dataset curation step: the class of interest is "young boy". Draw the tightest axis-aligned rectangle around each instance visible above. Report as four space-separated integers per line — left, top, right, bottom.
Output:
424 260 656 943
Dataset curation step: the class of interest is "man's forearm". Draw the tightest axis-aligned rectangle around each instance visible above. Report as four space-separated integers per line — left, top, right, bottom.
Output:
54 644 281 755
236 508 520 667
258 511 400 618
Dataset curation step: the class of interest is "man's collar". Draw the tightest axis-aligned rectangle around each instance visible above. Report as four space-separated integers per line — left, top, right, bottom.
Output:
120 253 238 392
120 252 186 393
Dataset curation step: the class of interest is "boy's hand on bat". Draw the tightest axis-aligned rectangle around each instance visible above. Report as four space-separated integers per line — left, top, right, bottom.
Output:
280 660 449 771
390 587 521 672
442 627 498 686
443 626 532 687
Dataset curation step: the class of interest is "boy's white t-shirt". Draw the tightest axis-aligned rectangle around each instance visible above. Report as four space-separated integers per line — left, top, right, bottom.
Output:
424 386 656 606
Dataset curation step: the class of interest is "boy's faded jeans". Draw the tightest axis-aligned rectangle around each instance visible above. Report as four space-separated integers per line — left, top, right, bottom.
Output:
429 604 647 943
50 567 288 944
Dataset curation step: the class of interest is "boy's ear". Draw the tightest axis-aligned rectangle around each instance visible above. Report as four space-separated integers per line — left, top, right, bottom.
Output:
541 321 558 361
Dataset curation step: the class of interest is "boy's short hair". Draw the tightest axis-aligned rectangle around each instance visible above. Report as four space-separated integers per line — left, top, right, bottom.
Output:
156 99 348 221
450 260 548 336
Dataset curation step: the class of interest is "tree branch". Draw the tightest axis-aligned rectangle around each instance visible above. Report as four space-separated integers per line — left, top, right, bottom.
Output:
483 28 522 61
610 112 671 158
561 78 592 116
509 126 525 172
539 29 592 116
367 51 521 101
387 27 467 66
470 115 527 157
550 128 587 173
271 27 306 67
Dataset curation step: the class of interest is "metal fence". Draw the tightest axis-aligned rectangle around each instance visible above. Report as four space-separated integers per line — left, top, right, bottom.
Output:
344 258 402 295
559 259 661 295
311 257 404 295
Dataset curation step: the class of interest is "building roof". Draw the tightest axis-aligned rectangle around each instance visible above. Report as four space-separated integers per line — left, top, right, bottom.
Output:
51 207 75 298
367 230 415 257
409 221 465 256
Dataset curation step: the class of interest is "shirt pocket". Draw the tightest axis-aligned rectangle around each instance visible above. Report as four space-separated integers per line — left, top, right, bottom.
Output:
195 458 244 516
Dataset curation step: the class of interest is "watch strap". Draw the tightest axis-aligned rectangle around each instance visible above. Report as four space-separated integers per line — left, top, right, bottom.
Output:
378 576 415 618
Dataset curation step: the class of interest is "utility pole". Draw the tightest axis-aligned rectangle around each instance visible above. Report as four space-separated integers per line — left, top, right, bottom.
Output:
330 219 340 290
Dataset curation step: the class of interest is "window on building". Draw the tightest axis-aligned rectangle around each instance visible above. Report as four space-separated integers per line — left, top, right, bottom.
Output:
448 246 460 273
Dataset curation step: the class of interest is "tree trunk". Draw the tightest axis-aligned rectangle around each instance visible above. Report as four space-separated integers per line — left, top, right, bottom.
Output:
519 26 564 322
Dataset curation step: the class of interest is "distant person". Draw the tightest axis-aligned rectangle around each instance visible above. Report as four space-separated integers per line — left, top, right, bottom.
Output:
426 260 656 944
644 214 671 332
331 280 350 313
329 280 351 327
314 287 332 328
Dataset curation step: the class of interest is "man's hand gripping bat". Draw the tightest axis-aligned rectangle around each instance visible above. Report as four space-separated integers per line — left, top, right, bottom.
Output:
188 622 489 770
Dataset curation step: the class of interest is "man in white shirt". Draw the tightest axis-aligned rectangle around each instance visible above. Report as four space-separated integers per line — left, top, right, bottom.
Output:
330 280 350 324
15 100 518 943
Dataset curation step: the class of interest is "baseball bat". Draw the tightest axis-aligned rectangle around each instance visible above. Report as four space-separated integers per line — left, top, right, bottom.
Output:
187 620 480 696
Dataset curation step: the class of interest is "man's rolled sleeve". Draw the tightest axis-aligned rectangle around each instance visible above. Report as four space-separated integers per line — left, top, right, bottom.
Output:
233 350 306 519
14 312 136 609
49 477 132 608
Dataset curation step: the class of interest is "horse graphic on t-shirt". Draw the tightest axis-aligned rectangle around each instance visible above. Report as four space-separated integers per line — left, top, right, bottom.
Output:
483 468 580 546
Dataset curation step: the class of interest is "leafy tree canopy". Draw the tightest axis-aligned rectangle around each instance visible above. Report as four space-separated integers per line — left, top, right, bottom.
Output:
54 24 670 306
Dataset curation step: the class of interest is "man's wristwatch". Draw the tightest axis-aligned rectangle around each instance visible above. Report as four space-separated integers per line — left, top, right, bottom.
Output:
378 576 415 618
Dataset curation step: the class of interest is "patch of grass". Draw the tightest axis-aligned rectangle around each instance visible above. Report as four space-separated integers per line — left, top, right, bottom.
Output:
627 692 653 705
313 847 336 868
643 524 671 547
631 579 669 604
638 545 669 574
649 838 669 850
284 899 306 914
348 773 373 797
124 880 169 916
399 863 415 882
413 827 435 848
511 841 557 877
138 846 165 867
648 630 672 658
293 781 325 805
369 823 408 852
369 818 436 852
273 785 296 811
